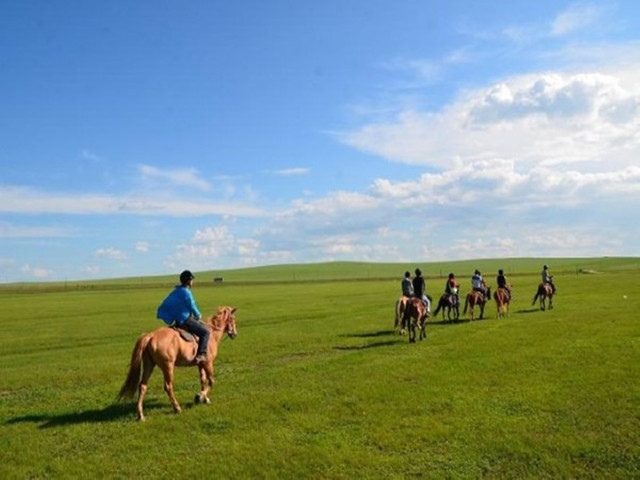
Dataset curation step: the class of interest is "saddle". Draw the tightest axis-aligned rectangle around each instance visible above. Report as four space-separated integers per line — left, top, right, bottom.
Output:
171 326 199 343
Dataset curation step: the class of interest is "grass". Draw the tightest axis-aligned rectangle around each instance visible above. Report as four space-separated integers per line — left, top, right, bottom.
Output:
0 258 639 478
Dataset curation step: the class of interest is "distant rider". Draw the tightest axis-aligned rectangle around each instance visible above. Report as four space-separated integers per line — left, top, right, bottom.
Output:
541 264 556 293
157 270 209 364
401 271 414 298
496 269 511 300
471 269 488 299
444 272 460 306
412 268 431 315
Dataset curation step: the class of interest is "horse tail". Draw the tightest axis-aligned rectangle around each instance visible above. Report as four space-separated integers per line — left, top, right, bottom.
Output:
532 286 540 306
117 333 152 401
433 297 442 317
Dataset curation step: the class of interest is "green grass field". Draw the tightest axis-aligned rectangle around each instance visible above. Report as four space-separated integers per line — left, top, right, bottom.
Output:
1 258 639 478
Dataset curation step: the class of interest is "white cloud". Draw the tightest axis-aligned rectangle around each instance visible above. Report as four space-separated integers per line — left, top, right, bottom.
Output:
95 248 127 261
0 186 264 217
270 167 311 176
82 265 101 276
550 3 602 37
340 71 640 172
135 241 149 252
0 222 70 238
138 164 212 191
167 225 261 269
21 264 53 279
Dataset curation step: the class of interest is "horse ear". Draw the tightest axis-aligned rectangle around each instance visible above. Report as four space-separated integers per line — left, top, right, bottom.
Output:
230 307 237 314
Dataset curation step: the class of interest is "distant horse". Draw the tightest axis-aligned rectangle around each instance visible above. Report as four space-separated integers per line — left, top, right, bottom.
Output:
117 306 238 421
394 296 410 334
402 297 428 343
433 292 460 322
532 283 554 310
494 287 510 318
464 286 491 321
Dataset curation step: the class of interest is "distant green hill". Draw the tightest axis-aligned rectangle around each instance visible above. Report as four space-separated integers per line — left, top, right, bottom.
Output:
4 257 638 290
198 257 639 284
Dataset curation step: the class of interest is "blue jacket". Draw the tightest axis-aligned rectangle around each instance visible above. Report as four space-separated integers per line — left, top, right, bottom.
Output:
157 285 202 326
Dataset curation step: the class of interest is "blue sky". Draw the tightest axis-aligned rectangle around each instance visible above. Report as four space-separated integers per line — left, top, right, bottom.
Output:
1 1 639 282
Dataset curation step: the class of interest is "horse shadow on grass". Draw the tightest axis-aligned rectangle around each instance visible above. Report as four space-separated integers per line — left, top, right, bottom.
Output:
515 308 543 314
334 340 398 351
335 330 412 350
340 330 393 338
5 400 167 428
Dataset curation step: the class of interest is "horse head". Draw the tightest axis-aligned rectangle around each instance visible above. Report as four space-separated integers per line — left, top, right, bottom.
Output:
211 306 238 339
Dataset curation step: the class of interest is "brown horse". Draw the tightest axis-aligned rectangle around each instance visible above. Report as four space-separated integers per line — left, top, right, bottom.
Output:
117 306 237 421
494 287 510 318
403 297 428 343
464 286 491 321
394 296 409 334
532 283 554 310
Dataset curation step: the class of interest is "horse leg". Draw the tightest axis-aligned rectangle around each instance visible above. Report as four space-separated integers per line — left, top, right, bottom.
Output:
161 363 182 414
409 318 416 343
136 353 155 421
419 316 427 340
400 313 408 335
196 364 215 405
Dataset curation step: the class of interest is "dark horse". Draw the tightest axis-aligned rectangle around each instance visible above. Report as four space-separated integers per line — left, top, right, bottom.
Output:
532 283 554 310
464 286 491 321
118 306 238 421
402 297 428 343
433 292 460 322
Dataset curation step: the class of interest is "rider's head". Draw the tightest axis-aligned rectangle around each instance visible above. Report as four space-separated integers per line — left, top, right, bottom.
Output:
448 272 454 279
498 269 504 275
474 269 480 275
404 271 411 278
179 270 195 286
543 264 548 270
415 268 422 276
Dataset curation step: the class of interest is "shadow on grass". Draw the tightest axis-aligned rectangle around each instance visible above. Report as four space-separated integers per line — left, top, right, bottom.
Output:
515 308 543 314
5 400 166 428
334 340 399 351
340 330 393 338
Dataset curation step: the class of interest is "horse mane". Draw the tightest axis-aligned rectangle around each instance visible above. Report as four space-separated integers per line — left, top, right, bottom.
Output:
205 306 234 329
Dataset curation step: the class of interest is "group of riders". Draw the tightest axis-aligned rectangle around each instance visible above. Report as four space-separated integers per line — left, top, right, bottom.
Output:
400 264 556 314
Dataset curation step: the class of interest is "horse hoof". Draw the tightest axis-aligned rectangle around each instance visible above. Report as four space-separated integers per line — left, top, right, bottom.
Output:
203 397 211 405
194 394 201 404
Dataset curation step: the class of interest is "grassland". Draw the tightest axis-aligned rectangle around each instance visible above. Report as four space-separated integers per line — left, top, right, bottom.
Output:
1 258 638 478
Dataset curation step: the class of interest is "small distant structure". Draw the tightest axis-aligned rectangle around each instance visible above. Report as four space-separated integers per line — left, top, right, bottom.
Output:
213 277 224 283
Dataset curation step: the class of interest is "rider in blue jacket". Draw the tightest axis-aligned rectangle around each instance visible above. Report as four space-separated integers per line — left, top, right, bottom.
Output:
157 270 209 364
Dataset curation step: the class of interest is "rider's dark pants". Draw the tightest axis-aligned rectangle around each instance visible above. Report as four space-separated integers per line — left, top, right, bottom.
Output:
182 317 209 356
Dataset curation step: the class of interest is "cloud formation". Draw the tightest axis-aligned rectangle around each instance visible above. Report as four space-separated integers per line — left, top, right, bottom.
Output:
0 186 264 217
341 71 640 172
139 164 212 191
